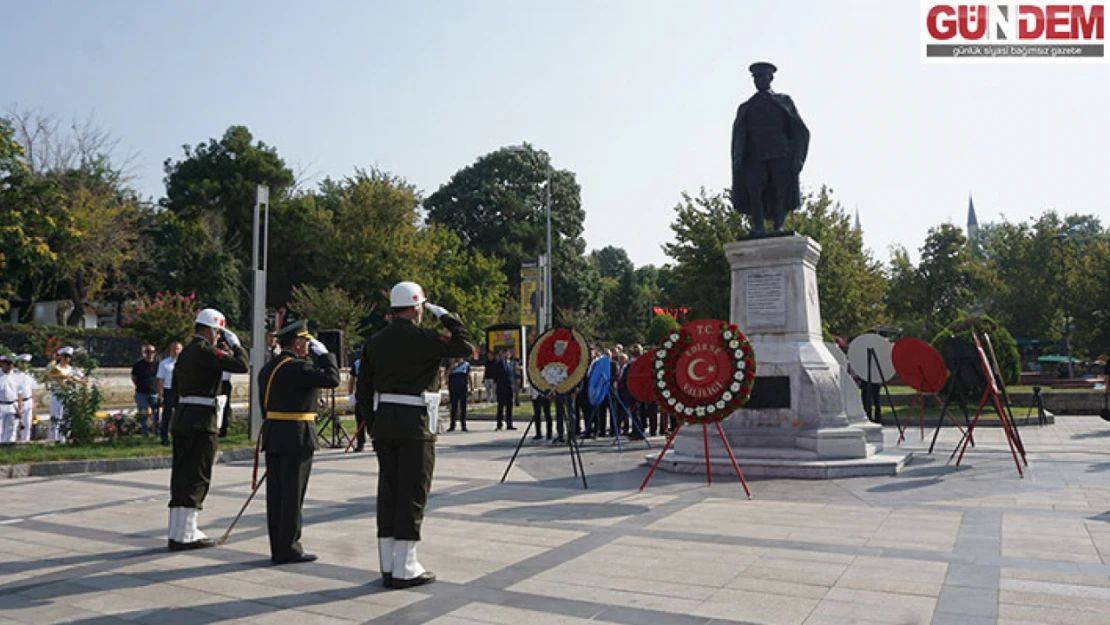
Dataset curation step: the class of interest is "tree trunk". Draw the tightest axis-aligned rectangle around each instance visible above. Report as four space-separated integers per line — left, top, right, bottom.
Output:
66 278 87 327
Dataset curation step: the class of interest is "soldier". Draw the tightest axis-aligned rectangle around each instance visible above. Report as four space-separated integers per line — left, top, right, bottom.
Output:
167 308 249 551
356 281 475 589
256 320 339 564
17 354 35 442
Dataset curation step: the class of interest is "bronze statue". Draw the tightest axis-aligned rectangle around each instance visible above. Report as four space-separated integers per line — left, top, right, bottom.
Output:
731 62 810 235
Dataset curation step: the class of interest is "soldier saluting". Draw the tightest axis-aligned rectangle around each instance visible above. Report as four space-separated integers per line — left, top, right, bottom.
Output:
357 281 476 589
256 320 339 564
167 308 249 551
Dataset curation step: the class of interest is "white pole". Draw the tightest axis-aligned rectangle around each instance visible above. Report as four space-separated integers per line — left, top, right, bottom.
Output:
248 185 269 440
545 162 553 332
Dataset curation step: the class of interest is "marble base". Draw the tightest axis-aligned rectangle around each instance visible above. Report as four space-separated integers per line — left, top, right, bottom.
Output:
645 448 912 479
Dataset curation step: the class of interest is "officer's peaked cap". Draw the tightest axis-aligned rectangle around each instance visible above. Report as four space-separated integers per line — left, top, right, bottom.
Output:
749 61 777 75
275 320 312 340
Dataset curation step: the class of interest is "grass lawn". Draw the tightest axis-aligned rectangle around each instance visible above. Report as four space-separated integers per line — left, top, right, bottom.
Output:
0 431 254 465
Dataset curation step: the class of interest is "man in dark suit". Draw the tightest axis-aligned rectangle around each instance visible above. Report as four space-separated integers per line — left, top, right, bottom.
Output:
491 350 516 430
256 320 340 564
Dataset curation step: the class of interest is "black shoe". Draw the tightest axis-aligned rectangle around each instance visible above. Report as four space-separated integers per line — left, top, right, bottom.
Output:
496 424 503 431
382 573 393 586
354 443 365 453
532 434 543 440
461 426 468 432
272 552 318 565
552 436 565 444
447 426 456 432
168 538 216 551
507 426 517 430
388 571 436 589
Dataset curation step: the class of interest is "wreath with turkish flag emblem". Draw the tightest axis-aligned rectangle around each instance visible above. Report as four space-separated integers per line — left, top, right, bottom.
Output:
653 320 757 424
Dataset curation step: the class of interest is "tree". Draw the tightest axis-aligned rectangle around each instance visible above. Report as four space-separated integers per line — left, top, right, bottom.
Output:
885 245 928 339
123 291 198 350
662 188 745 321
162 126 295 324
592 245 634 280
312 168 507 338
424 144 594 312
647 314 681 345
2 111 143 325
663 186 886 336
0 118 60 316
785 188 887 337
917 224 979 337
931 314 1020 387
47 161 141 325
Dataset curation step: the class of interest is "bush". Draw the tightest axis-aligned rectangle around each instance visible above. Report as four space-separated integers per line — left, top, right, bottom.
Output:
646 314 681 346
123 291 198 351
931 314 1021 387
54 381 103 445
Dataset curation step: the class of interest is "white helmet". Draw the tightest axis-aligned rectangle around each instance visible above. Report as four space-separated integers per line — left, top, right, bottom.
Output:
390 281 427 308
195 308 227 329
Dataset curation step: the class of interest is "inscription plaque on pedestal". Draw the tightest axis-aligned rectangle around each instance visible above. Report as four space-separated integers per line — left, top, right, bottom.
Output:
745 271 785 327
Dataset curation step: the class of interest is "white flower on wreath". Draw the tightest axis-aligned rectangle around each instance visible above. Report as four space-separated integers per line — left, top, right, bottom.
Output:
730 382 741 392
657 350 667 358
657 380 666 388
722 391 733 401
667 397 677 406
734 350 744 358
729 340 739 349
669 333 680 342
662 390 671 398
695 407 706 417
716 400 726 409
675 402 685 412
663 341 673 349
707 405 716 414
723 330 733 340
685 407 695 416
657 370 665 379
734 370 744 380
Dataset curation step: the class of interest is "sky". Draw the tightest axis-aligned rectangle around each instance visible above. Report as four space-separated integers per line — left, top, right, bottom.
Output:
3 1 1108 269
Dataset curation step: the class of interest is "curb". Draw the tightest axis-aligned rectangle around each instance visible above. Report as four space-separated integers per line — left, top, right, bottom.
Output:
0 447 256 480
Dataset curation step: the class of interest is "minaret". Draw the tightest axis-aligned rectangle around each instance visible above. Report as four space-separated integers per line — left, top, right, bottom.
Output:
854 206 861 233
966 193 979 240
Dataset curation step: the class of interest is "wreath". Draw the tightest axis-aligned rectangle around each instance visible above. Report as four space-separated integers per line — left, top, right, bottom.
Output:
653 321 756 424
527 327 591 394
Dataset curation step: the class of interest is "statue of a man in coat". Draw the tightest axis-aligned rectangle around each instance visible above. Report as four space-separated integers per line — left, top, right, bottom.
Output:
731 62 810 235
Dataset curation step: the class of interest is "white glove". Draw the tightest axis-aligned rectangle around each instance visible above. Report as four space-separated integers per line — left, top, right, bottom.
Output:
424 302 449 318
222 329 241 348
347 394 357 406
309 338 328 356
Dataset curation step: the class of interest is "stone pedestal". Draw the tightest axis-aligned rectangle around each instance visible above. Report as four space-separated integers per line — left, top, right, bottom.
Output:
649 235 910 478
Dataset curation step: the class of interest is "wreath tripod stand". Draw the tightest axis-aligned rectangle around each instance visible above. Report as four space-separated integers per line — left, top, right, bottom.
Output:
500 393 587 489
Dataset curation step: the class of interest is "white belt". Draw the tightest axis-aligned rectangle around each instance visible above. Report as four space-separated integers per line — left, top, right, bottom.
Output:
179 396 217 407
374 392 427 410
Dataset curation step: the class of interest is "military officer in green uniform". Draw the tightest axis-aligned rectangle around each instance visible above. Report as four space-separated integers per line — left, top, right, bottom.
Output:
256 320 340 564
168 308 249 550
357 281 476 589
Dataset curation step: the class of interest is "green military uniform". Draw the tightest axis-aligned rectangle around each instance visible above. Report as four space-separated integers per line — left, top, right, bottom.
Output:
170 335 249 510
256 321 340 563
356 313 475 542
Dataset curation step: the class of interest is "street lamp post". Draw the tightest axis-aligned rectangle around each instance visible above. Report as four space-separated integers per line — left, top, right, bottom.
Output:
1053 232 1073 379
508 144 553 333
544 160 552 333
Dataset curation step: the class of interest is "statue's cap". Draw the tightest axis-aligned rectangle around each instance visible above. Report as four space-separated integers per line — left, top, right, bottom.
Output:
749 62 777 75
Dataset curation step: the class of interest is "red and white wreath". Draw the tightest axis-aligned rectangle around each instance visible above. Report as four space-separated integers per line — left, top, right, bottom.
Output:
653 320 757 424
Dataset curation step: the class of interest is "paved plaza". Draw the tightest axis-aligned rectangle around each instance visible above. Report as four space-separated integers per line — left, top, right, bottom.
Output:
2 416 1110 625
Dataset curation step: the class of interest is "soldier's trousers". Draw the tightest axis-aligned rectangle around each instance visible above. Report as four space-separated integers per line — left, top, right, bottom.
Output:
266 449 313 561
169 429 218 508
376 438 435 540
